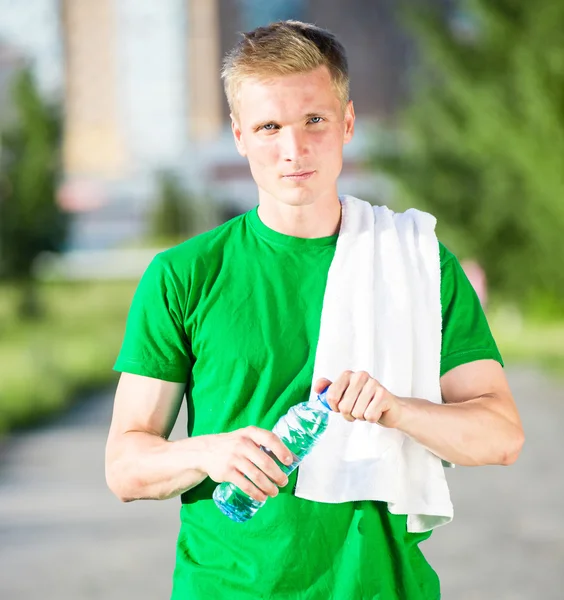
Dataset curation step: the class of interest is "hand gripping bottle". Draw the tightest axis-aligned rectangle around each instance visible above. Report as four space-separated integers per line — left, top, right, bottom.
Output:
213 389 331 522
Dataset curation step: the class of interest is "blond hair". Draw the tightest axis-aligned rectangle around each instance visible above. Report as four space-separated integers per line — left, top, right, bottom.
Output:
222 20 349 117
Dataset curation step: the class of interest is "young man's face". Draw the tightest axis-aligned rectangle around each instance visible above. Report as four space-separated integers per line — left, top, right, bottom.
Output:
231 66 355 210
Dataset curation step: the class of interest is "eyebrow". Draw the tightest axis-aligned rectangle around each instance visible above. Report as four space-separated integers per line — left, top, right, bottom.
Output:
304 111 330 119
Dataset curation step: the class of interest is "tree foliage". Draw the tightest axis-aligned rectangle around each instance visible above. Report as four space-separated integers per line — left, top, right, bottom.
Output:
150 171 199 243
374 0 564 313
0 68 67 293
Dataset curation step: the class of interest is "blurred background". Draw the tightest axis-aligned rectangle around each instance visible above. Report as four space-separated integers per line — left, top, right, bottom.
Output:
0 1 562 598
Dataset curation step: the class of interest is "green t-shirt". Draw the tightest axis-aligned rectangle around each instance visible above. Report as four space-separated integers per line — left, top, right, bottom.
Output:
114 206 503 600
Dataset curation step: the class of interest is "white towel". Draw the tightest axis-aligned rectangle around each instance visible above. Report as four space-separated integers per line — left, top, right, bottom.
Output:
294 196 454 533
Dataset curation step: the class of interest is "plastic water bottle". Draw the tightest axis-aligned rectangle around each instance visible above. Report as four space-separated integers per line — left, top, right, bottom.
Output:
213 389 331 522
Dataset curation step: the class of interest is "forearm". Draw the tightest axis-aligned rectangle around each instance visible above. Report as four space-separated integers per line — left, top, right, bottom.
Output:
106 431 213 502
396 395 524 466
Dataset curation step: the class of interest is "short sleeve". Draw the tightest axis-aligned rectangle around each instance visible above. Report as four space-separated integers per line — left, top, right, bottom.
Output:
114 254 192 383
439 244 504 377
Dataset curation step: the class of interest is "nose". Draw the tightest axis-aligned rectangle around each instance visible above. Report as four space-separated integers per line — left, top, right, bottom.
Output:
280 126 308 162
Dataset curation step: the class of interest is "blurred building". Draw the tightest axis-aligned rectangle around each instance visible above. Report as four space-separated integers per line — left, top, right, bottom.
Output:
0 0 446 250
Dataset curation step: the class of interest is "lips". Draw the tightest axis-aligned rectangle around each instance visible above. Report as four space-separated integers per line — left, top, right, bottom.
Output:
283 171 315 180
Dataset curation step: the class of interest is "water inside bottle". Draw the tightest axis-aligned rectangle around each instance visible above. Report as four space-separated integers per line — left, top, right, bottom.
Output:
212 482 264 523
213 400 330 522
272 402 329 460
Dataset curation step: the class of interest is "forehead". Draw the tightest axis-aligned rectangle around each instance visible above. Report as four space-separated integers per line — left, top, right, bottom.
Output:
236 66 341 122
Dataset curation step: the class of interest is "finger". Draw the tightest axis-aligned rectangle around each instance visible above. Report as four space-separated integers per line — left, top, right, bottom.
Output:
237 458 280 498
245 427 293 466
326 370 353 411
351 380 379 421
229 470 269 503
363 386 387 423
252 446 290 488
339 371 371 421
313 378 332 394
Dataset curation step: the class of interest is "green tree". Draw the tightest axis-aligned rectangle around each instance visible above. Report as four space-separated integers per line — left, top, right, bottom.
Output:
374 0 564 315
150 171 200 244
0 68 67 318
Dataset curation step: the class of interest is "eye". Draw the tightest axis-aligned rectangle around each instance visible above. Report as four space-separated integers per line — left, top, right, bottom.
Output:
261 123 279 131
308 116 324 124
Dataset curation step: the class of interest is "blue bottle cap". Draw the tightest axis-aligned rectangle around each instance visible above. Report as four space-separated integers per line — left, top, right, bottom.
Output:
317 386 331 410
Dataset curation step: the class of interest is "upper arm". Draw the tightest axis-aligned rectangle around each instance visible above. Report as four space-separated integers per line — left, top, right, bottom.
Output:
106 255 192 467
438 246 521 426
439 244 503 377
107 372 186 443
440 359 522 428
113 254 193 383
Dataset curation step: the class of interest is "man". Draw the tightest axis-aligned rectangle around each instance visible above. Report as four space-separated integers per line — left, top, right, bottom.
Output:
106 20 524 599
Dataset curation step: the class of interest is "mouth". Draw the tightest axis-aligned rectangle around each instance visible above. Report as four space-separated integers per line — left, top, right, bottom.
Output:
282 170 316 181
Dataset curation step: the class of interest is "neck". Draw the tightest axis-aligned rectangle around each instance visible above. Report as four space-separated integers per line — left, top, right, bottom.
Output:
257 195 342 238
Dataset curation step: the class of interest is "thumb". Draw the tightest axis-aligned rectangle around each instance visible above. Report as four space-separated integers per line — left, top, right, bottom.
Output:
313 378 332 394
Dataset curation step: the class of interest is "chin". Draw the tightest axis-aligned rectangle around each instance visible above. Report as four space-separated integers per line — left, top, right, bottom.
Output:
281 197 315 207
278 189 318 207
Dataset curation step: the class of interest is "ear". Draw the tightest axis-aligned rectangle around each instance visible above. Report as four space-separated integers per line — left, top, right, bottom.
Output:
343 100 355 145
231 114 247 157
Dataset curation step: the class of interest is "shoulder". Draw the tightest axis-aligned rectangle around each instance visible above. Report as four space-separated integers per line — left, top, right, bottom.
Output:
365 200 438 239
345 197 457 268
153 212 248 276
374 202 456 270
438 242 457 270
375 203 458 274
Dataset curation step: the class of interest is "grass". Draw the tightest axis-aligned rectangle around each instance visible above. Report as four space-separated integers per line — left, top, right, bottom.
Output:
0 280 137 434
488 305 564 379
0 281 561 436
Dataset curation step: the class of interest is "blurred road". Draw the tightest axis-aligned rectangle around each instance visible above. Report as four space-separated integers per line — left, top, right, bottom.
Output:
0 367 563 599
